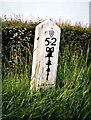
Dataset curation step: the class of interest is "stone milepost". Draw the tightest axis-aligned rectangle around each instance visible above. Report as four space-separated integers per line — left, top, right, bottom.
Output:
31 19 60 90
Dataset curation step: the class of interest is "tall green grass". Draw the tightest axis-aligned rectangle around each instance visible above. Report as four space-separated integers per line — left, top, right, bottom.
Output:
2 53 91 120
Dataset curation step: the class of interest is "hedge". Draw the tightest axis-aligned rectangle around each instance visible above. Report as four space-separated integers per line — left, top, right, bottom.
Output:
2 20 91 76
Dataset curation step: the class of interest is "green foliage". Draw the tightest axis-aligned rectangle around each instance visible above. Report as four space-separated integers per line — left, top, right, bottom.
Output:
2 19 91 76
2 18 91 120
2 61 91 120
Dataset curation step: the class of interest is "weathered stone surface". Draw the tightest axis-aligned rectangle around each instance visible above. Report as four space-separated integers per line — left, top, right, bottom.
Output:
31 19 60 90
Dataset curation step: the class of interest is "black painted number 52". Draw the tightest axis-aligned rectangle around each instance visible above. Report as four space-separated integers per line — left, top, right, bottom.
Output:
45 38 57 46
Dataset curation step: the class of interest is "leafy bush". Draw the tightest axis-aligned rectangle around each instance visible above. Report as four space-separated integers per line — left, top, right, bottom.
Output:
2 19 91 76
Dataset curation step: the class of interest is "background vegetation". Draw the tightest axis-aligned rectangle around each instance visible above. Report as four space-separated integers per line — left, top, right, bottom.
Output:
2 17 91 120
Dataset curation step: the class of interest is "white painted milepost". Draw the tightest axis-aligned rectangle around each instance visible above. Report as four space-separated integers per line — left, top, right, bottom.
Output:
31 19 60 90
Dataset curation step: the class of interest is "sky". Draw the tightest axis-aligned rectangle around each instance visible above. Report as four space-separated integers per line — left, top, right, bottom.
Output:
1 0 91 26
